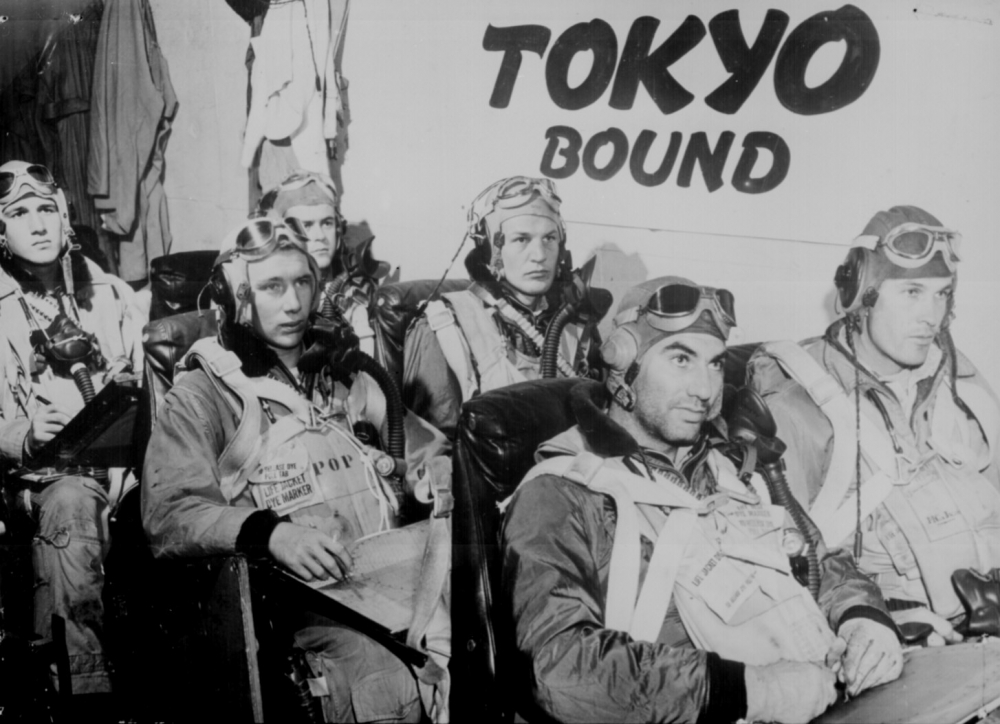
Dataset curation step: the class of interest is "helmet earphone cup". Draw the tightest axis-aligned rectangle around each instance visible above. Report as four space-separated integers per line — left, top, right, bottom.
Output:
834 247 880 313
600 324 639 373
207 263 235 324
208 260 252 327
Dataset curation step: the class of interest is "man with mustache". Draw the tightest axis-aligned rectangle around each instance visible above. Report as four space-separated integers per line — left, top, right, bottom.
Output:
501 278 902 723
750 206 1000 646
403 176 600 439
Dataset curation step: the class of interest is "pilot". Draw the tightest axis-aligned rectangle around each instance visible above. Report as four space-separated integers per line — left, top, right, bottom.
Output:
403 176 604 439
502 277 903 723
0 160 145 694
142 220 451 722
750 206 1000 645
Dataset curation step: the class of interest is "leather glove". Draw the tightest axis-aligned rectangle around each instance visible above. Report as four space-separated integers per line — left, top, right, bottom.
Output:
744 660 837 724
891 606 963 647
837 617 903 696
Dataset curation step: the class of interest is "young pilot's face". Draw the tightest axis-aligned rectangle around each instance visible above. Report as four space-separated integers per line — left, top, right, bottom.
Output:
630 332 726 447
285 203 339 272
2 194 63 266
861 276 953 374
498 215 560 306
247 249 317 350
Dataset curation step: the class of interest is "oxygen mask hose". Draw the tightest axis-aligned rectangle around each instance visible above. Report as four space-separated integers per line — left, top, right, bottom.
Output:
69 363 96 403
760 457 821 600
727 387 822 600
541 259 613 378
43 314 99 402
300 316 406 461
541 303 574 378
350 350 405 462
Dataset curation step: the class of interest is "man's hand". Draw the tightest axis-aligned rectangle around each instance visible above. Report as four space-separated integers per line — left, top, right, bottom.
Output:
836 618 904 696
267 522 354 582
891 607 963 647
745 660 837 724
26 403 72 455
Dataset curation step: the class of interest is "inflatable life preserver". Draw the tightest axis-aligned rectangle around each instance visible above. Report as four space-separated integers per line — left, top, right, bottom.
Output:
758 340 1000 617
424 285 580 403
522 449 836 665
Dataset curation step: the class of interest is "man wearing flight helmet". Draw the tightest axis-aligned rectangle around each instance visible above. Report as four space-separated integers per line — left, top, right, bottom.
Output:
404 176 601 437
502 277 901 723
143 219 451 722
0 160 145 694
750 206 1000 646
257 171 389 351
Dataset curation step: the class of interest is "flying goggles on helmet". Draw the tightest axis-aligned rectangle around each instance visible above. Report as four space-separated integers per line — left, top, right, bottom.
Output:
275 170 339 199
468 176 563 227
274 171 340 206
618 282 736 338
0 163 58 201
226 218 308 261
857 222 962 272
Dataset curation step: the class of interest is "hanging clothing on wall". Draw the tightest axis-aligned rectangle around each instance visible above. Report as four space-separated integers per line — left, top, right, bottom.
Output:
0 62 59 175
87 0 177 284
241 0 349 190
38 1 105 232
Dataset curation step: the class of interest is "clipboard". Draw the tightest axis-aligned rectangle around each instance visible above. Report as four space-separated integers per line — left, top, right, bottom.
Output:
16 378 141 480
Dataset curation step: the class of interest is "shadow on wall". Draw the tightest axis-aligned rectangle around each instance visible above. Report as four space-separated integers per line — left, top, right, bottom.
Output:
588 243 650 336
822 287 841 330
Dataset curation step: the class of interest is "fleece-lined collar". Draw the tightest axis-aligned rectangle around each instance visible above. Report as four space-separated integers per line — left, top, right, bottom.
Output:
0 249 101 305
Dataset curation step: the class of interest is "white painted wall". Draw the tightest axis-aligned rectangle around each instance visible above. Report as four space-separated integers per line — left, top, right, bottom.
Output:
149 0 251 253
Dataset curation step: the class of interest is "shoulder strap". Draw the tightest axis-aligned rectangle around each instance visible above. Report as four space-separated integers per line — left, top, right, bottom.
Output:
469 283 576 378
425 298 478 402
185 339 260 502
185 338 311 502
444 289 517 384
759 341 899 544
956 376 1000 460
521 451 710 635
629 509 698 643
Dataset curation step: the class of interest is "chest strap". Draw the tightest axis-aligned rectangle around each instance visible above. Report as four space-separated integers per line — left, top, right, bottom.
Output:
424 299 478 402
524 452 725 641
185 337 311 502
760 341 904 546
468 283 575 378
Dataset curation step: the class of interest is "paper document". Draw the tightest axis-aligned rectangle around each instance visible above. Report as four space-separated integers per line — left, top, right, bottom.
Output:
308 520 429 633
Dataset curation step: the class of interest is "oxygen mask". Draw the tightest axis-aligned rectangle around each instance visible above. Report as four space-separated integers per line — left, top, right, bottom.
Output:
31 313 101 373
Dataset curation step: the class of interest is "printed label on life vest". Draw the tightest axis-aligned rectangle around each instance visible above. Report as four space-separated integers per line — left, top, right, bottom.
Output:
686 546 759 623
906 479 967 542
723 503 785 539
249 440 323 516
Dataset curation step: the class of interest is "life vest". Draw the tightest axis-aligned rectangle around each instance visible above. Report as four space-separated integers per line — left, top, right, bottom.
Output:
183 338 398 539
424 285 581 403
0 257 141 420
521 449 836 666
758 340 1000 617
184 337 452 721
